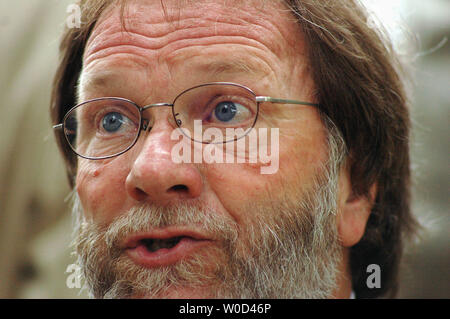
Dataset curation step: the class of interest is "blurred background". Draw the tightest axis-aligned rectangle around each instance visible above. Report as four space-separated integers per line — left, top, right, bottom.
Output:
0 0 448 298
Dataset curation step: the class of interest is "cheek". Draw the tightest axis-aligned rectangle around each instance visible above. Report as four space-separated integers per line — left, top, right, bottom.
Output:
204 122 328 225
76 158 131 222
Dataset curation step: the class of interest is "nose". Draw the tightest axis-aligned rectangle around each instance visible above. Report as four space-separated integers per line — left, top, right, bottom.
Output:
125 116 202 206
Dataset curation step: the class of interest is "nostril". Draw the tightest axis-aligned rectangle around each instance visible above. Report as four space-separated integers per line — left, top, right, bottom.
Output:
169 184 189 192
133 187 148 200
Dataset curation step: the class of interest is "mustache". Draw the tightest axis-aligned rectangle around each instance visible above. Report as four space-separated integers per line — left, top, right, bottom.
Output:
76 201 239 254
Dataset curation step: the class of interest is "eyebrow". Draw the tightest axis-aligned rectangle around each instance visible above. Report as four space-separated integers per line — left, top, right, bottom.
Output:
180 54 275 80
77 58 272 102
77 70 123 102
202 60 262 76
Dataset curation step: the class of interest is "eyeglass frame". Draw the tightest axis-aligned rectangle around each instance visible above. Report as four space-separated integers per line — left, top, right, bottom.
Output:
53 82 319 160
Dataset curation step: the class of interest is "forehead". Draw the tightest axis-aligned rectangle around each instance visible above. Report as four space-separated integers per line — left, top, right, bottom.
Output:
79 0 314 104
84 0 305 64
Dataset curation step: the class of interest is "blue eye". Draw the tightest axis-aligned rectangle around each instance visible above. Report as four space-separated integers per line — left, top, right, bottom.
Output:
102 112 124 132
214 101 237 122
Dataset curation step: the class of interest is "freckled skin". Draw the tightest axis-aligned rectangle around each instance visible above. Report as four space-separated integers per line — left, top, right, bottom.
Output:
76 0 331 294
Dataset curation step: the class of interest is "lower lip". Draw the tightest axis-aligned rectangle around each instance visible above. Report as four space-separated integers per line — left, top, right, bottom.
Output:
125 237 211 268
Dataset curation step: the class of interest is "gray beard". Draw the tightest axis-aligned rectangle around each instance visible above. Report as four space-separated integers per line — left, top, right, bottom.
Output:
71 160 343 299
72 124 346 299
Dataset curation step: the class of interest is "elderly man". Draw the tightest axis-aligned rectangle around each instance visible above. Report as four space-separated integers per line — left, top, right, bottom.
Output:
51 0 417 299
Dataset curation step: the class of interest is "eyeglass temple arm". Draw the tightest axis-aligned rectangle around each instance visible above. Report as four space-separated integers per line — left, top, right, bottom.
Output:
53 124 63 130
256 96 318 107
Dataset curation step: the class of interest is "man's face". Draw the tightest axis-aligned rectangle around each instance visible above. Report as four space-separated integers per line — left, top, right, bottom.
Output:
74 0 344 298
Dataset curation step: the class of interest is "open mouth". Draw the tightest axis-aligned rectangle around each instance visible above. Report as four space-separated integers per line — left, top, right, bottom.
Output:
125 233 211 268
139 237 184 252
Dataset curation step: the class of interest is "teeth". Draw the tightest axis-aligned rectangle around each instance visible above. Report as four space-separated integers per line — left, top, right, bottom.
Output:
141 237 182 252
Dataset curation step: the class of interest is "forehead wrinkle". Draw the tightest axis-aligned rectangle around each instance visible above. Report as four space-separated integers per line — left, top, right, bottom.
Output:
84 0 301 67
120 0 289 33
78 54 271 102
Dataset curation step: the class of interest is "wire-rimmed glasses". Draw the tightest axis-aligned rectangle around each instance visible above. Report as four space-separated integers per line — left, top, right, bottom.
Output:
53 82 319 160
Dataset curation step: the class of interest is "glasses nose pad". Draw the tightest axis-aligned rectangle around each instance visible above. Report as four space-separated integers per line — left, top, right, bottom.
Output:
141 118 151 131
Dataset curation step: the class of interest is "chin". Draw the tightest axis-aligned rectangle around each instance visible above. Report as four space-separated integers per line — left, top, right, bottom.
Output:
139 287 216 299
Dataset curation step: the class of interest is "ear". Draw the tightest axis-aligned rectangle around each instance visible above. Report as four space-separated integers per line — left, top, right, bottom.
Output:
336 166 377 247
